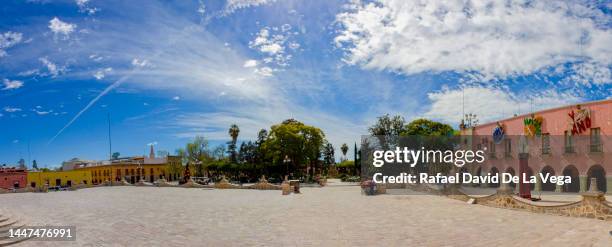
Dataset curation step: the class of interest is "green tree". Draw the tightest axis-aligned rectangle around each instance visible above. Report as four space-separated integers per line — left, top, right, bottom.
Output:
228 124 240 163
167 149 185 181
185 136 212 177
340 143 348 160
402 118 454 136
368 114 406 136
322 142 335 175
263 119 325 178
32 160 38 170
112 152 120 160
368 114 406 149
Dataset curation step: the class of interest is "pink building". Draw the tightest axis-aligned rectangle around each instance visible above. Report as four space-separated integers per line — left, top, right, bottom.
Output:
0 167 27 190
461 99 611 194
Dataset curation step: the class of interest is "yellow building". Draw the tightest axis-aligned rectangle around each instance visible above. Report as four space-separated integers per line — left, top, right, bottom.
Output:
27 170 92 189
74 155 183 184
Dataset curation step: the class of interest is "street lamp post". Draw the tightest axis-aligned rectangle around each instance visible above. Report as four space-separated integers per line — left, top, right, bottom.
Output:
283 155 291 179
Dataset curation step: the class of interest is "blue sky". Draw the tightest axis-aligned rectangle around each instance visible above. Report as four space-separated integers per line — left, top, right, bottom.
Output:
1 0 611 167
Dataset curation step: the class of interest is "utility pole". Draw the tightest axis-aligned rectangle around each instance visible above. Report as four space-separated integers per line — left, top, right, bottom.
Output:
107 112 112 161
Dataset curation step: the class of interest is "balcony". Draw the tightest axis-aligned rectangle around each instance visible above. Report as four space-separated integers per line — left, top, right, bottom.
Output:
589 143 603 153
504 151 512 158
541 147 551 155
564 146 575 154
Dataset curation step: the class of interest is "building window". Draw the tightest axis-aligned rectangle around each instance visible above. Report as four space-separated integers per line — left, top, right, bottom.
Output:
564 131 574 153
590 128 602 152
504 139 512 157
541 133 550 154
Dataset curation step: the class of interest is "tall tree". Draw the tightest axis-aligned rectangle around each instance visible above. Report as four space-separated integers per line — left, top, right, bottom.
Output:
340 143 348 161
322 142 335 174
263 119 325 177
185 136 211 177
228 124 240 163
32 160 38 170
368 114 406 136
402 118 454 136
368 114 406 149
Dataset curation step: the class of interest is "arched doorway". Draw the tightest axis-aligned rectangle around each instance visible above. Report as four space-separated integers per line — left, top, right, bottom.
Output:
562 165 580 192
489 167 499 188
587 165 606 192
505 167 516 188
540 166 556 191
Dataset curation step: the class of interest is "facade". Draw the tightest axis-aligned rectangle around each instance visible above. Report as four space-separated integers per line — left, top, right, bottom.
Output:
0 167 27 189
462 99 611 194
27 170 92 189
74 154 182 184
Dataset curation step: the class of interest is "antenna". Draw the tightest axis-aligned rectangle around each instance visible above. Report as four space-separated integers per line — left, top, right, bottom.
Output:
462 87 465 118
27 139 31 168
107 112 112 161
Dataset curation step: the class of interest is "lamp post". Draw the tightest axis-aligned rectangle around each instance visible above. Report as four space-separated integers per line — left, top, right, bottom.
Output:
283 155 291 179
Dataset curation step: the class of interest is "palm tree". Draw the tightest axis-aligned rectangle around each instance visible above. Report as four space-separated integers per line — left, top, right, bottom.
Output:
341 143 349 161
228 124 240 164
229 124 240 143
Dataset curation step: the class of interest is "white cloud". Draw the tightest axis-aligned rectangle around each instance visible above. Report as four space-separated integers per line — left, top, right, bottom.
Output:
249 26 300 67
2 79 24 90
222 0 273 16
39 57 65 77
89 54 104 62
93 67 112 80
33 109 52 115
335 0 612 83
131 58 150 68
17 69 39 77
254 66 273 77
565 62 611 86
4 106 22 113
0 31 23 57
423 86 583 124
76 0 98 14
49 17 77 37
197 0 206 16
243 59 258 68
172 96 181 101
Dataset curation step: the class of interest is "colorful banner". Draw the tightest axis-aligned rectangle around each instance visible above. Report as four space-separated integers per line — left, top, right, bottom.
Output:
523 115 543 137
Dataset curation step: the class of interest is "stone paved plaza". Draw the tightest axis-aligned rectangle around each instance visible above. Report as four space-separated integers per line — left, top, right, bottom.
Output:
0 183 611 246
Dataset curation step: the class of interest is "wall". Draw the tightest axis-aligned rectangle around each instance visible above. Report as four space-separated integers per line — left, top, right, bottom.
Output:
463 99 612 193
27 170 93 188
0 169 27 189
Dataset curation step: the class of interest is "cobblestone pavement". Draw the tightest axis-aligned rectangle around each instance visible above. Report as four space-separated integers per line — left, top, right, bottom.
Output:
0 185 610 246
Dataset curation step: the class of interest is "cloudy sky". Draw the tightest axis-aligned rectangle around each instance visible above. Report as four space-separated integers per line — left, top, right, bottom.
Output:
1 0 611 167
